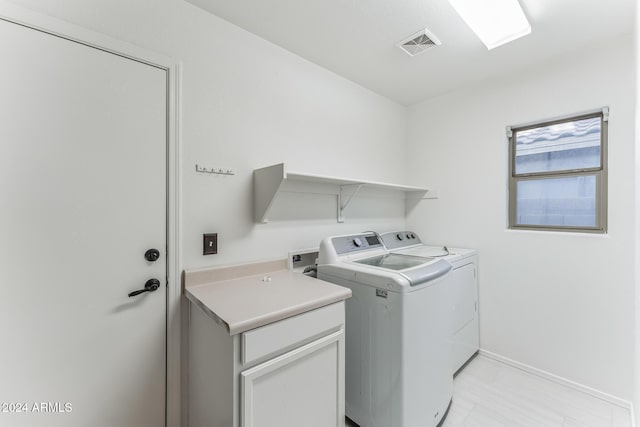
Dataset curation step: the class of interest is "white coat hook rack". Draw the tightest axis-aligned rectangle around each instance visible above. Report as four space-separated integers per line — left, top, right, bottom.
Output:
195 164 235 176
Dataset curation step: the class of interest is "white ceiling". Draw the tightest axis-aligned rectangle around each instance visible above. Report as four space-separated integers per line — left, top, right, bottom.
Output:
185 0 635 105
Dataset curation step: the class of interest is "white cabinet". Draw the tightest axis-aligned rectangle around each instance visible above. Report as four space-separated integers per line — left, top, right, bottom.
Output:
188 301 346 427
241 330 343 427
184 261 350 427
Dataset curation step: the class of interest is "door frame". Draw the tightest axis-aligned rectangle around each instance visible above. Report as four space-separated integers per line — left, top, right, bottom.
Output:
0 2 182 426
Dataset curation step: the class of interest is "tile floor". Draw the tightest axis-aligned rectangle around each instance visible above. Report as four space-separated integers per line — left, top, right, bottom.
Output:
346 355 633 427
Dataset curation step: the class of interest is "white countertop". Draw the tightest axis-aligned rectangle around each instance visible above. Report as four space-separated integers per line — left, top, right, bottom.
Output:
183 259 351 335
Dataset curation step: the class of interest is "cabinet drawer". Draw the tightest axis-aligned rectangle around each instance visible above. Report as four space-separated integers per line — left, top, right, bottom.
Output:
241 302 344 365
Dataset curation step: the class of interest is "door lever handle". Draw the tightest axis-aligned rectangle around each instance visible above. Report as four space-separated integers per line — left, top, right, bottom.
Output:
128 278 161 297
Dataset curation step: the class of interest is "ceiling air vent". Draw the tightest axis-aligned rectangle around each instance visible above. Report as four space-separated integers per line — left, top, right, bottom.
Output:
397 29 441 56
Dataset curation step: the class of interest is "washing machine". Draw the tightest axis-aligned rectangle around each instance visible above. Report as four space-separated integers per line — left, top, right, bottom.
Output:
317 232 453 427
380 231 479 375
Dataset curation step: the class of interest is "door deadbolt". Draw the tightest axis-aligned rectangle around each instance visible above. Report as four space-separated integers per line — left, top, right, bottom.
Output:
145 249 160 262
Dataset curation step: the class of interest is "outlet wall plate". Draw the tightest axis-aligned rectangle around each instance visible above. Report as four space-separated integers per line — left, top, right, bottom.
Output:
203 233 218 255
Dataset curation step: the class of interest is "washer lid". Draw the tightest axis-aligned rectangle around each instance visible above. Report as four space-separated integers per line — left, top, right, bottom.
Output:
355 253 451 286
355 253 430 270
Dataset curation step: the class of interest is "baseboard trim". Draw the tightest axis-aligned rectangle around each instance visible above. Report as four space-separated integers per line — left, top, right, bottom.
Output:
478 349 633 411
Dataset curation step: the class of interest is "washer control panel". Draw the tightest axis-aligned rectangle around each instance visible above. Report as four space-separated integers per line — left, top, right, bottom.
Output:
332 233 383 254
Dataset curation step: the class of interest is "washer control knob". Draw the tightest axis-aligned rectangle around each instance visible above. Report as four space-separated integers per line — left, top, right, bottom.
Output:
396 233 404 241
409 233 415 239
353 237 363 247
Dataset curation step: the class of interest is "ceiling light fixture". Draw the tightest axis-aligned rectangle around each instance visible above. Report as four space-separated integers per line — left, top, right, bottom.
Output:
447 0 531 50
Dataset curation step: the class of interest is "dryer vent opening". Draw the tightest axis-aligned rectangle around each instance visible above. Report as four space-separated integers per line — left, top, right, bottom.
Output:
398 29 441 56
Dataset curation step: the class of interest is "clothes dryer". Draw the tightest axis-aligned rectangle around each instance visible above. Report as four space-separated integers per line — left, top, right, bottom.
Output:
380 231 479 374
317 232 453 427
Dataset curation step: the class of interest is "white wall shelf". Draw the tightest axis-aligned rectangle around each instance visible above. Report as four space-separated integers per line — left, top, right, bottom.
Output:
253 163 430 223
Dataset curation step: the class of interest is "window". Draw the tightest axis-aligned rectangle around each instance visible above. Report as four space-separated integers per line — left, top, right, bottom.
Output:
508 109 608 233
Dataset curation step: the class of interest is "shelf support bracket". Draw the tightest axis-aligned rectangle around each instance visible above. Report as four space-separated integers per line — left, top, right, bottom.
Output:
337 184 363 223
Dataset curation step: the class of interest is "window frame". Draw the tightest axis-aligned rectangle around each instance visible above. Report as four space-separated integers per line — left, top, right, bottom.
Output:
508 109 608 233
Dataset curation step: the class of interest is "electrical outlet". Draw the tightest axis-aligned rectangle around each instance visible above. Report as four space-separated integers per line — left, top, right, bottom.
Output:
203 233 218 255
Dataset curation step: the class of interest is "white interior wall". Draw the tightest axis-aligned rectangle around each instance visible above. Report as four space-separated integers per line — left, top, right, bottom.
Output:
635 3 639 424
7 0 410 267
406 37 635 400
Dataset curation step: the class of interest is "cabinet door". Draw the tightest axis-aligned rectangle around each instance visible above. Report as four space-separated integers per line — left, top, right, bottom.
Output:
241 330 345 427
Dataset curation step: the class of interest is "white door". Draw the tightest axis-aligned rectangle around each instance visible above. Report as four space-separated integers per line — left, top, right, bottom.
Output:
0 17 167 427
